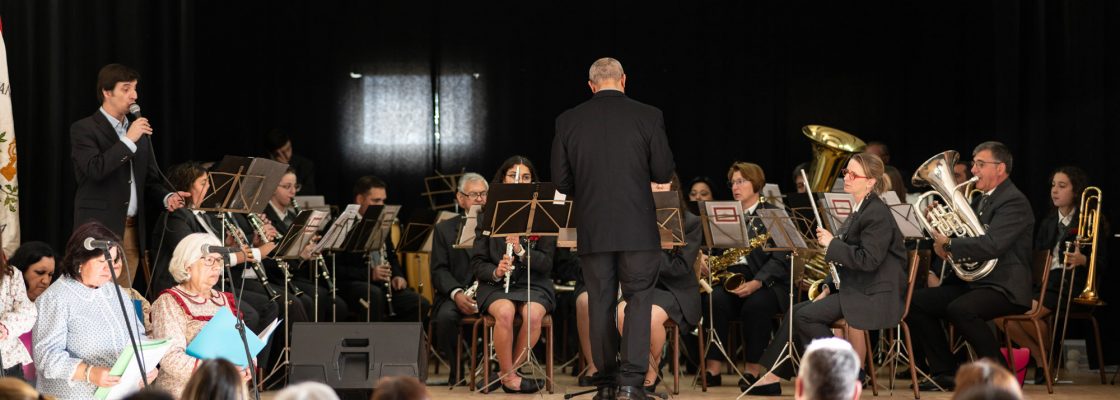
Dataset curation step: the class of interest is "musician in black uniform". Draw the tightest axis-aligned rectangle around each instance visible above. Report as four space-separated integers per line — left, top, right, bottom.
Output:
430 172 488 384
701 162 791 386
750 152 907 395
908 141 1034 390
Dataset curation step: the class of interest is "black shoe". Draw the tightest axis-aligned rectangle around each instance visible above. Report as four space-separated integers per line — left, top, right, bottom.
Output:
1033 367 1047 385
916 374 955 392
896 369 915 380
616 385 651 400
501 377 543 394
745 381 781 396
579 374 597 387
643 376 661 393
703 371 722 387
738 374 759 391
593 385 617 400
475 379 501 392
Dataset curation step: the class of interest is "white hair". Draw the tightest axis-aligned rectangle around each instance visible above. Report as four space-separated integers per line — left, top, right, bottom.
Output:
798 337 860 400
588 57 624 84
457 172 489 192
168 233 221 283
273 381 340 400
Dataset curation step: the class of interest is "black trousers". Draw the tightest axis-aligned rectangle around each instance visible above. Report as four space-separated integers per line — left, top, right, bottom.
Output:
758 296 842 379
581 250 661 387
339 280 430 323
707 284 781 363
906 285 1028 376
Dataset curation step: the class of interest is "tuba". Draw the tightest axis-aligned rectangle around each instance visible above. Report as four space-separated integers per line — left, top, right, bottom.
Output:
912 150 997 281
1073 186 1103 305
801 125 864 297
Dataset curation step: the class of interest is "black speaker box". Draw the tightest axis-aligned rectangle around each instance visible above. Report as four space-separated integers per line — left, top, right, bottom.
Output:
289 322 427 390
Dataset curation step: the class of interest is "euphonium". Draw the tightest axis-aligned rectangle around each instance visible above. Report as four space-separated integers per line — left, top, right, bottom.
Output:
802 125 866 193
1073 187 1103 305
707 232 771 291
912 150 997 281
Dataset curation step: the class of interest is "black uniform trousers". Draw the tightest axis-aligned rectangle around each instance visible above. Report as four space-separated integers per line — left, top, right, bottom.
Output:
580 250 661 387
759 295 842 379
907 285 1028 376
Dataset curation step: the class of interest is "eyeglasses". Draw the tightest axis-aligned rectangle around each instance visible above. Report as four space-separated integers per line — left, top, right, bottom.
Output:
969 159 1003 169
727 179 749 188
841 168 869 180
279 183 302 193
459 191 488 200
199 255 225 269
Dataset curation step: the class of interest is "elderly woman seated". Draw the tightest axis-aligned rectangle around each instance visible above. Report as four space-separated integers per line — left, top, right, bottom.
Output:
150 233 252 397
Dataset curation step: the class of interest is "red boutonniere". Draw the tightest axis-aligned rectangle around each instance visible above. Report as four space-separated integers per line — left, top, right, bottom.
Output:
1068 227 1079 237
528 235 541 242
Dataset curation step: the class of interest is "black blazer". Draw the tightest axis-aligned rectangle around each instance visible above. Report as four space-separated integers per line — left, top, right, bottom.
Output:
824 193 908 330
431 216 473 306
726 202 793 311
659 211 703 329
551 90 675 254
470 232 557 303
264 205 295 236
148 210 261 298
951 180 1035 308
71 110 169 244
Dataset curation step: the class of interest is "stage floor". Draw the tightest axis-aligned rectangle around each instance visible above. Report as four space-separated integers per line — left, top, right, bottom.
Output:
263 369 1120 399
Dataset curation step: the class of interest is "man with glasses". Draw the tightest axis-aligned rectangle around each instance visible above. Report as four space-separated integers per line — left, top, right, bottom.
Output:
907 141 1034 391
430 172 488 385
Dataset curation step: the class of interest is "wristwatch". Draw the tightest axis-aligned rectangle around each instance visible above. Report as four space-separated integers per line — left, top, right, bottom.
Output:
943 238 952 254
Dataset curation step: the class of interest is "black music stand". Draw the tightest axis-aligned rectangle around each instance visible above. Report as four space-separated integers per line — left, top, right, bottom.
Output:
274 210 331 321
314 204 363 322
736 208 816 399
400 209 458 253
480 183 572 394
695 200 753 391
421 170 464 211
341 205 401 321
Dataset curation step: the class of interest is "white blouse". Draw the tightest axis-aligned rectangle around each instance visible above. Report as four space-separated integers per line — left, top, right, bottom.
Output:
0 268 36 368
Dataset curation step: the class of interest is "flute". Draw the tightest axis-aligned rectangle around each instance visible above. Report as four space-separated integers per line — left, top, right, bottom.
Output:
503 242 515 293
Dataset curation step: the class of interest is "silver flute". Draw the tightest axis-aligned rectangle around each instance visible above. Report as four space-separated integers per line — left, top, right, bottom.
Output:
503 242 515 293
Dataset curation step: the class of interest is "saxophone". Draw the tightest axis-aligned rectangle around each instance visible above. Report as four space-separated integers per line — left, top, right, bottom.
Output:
706 232 771 291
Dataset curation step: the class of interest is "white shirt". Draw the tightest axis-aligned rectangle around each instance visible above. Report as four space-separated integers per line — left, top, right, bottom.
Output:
99 107 138 217
1049 209 1076 270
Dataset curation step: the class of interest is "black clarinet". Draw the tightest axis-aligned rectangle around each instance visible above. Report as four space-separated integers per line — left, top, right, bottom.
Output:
221 213 281 302
381 245 396 317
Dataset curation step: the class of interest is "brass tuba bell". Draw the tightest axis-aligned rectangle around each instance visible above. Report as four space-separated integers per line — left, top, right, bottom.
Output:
912 150 997 281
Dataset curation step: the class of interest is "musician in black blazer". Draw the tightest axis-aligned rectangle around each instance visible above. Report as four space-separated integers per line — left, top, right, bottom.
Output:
430 172 488 384
703 163 791 386
551 57 675 399
70 64 189 288
616 177 702 392
751 153 906 395
908 141 1034 390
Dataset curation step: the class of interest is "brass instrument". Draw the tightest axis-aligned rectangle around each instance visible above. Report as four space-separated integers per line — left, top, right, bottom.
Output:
1073 186 1103 305
803 256 834 299
248 213 282 244
802 125 867 193
912 151 997 281
220 213 281 302
707 233 771 291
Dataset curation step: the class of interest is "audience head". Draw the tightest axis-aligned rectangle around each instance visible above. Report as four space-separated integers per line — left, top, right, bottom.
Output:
493 155 537 184
688 176 716 202
952 386 1021 400
727 162 765 207
455 172 489 210
845 152 890 197
1049 166 1088 210
122 388 175 400
274 382 340 400
180 359 248 400
588 57 626 93
0 376 53 400
971 141 1013 191
169 233 224 288
353 175 388 215
167 161 209 209
371 376 429 400
8 241 57 301
60 221 123 288
952 359 1021 400
795 338 861 400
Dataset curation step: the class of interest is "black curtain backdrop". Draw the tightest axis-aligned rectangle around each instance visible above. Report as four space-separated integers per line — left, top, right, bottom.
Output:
3 0 1119 361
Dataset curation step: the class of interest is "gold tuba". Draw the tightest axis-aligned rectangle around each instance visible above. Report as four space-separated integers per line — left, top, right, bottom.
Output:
912 150 997 281
1073 186 1103 305
802 125 867 193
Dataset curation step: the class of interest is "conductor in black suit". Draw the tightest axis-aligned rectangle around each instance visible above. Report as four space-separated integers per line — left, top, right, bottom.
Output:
750 153 907 396
908 141 1034 390
552 57 675 399
71 64 189 289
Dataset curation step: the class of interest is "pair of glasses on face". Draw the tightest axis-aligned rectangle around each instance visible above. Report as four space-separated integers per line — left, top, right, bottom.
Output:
727 179 749 188
460 191 488 200
969 159 1003 169
840 168 869 180
199 256 225 270
279 183 302 193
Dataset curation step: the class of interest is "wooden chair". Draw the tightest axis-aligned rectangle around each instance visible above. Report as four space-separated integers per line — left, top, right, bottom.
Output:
831 319 878 396
890 249 929 399
454 315 483 390
662 319 682 394
480 314 554 394
997 251 1055 394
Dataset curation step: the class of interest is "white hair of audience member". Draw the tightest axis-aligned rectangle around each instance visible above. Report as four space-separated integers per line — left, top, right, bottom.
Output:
588 57 624 84
168 233 222 283
795 337 861 400
457 172 489 192
274 381 341 400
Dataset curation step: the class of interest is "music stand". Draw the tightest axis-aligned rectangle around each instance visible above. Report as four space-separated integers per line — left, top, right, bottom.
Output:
422 170 464 211
200 155 288 213
479 183 572 394
400 209 458 253
274 210 331 321
316 204 363 322
695 200 753 391
342 205 401 321
737 208 816 399
453 205 481 249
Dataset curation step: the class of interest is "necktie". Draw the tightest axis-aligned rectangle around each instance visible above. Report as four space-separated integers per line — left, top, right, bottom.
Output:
977 194 991 216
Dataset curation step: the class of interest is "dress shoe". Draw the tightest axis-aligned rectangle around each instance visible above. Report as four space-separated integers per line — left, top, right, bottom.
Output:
593 385 616 400
579 374 597 387
703 371 722 386
916 374 955 391
616 385 651 400
501 377 543 394
643 376 661 393
737 374 759 391
745 381 781 396
475 378 501 392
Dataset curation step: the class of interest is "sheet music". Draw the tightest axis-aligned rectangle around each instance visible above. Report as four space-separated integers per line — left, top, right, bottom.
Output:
315 204 360 253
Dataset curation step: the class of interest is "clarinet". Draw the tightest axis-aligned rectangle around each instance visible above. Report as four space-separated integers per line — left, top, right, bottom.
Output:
221 213 281 302
316 255 335 293
247 213 282 244
291 196 302 215
503 242 515 293
381 245 396 317
276 259 305 297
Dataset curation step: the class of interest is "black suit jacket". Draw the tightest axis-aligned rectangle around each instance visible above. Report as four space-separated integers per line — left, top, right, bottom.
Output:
431 216 473 306
951 181 1035 308
824 193 908 330
552 90 675 254
659 211 703 329
71 110 169 243
148 209 258 297
470 231 556 302
726 202 793 311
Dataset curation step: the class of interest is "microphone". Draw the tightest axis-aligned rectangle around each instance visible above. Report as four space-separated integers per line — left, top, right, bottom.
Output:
201 245 242 256
83 238 116 251
128 103 142 119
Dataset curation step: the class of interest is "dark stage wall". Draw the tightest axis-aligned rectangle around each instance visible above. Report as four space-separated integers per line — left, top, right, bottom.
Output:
2 0 1118 360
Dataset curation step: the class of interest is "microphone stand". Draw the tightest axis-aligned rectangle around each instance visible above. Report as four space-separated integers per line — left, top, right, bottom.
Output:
103 246 149 390
224 254 262 400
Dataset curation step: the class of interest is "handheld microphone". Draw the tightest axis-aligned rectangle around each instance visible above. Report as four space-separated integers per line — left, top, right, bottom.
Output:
128 103 142 119
83 238 116 251
201 245 242 256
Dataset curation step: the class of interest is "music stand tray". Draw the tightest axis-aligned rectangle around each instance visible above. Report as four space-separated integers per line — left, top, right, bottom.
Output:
274 210 331 260
201 155 288 213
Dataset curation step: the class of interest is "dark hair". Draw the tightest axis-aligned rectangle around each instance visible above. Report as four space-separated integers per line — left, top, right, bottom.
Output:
60 222 122 280
96 64 140 103
264 128 291 153
688 176 719 199
973 141 1014 173
123 388 176 400
371 376 429 400
492 155 538 184
792 162 810 182
1051 166 1089 207
167 161 209 193
8 241 56 285
353 175 387 197
180 359 246 400
955 160 974 179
